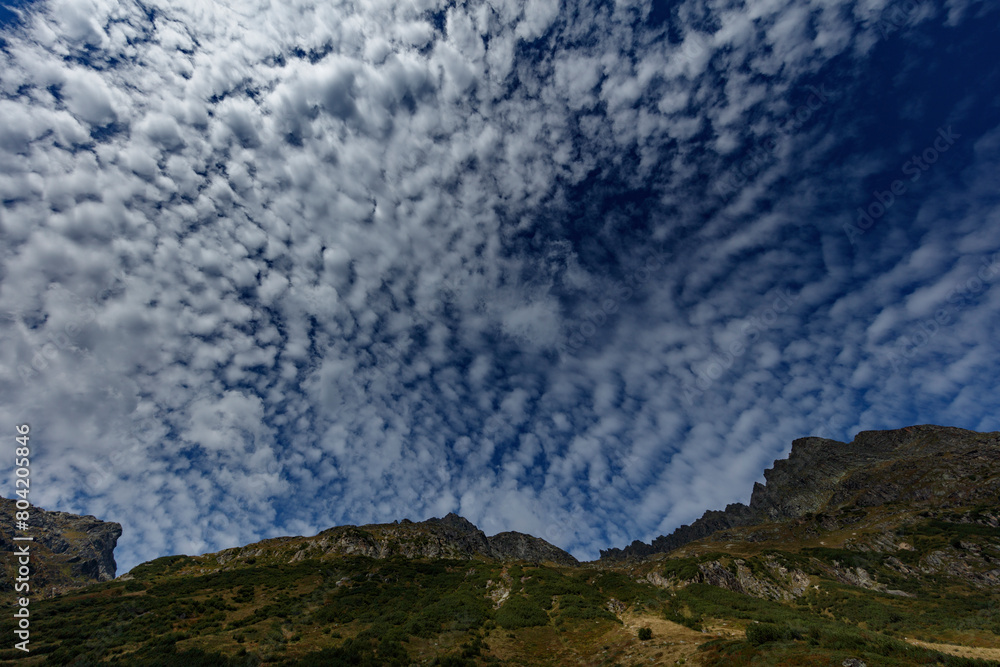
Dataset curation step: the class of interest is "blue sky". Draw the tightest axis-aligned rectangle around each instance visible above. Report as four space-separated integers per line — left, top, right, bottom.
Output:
1 0 999 574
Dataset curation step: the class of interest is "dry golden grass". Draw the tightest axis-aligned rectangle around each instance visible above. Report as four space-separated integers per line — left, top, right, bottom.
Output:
904 638 1000 661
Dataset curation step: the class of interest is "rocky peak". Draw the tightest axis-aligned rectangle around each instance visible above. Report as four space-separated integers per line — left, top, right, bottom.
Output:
488 531 578 566
600 425 1000 561
423 512 481 534
213 513 578 568
0 498 121 602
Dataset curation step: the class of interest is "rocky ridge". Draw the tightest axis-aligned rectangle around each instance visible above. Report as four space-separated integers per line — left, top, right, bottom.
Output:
601 425 1000 561
6 424 998 608
0 497 121 601
208 512 579 569
640 552 814 602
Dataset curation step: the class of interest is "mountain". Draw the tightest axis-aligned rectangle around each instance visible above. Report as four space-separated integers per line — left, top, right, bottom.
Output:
0 497 121 600
601 425 1000 560
204 512 578 570
2 424 999 666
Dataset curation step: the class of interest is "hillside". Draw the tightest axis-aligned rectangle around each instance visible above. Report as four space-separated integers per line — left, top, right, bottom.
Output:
2 425 999 666
206 512 578 569
601 425 1000 560
0 498 121 601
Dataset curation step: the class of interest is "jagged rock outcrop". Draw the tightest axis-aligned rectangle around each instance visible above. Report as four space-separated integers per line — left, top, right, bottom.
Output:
647 555 812 601
213 512 578 568
0 498 121 602
606 504 754 560
488 531 579 565
695 559 810 601
602 425 1000 561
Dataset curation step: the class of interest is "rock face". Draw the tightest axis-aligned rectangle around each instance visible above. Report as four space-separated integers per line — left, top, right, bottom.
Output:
214 512 579 568
488 531 578 565
694 558 811 601
421 513 578 565
601 425 1000 561
0 498 122 601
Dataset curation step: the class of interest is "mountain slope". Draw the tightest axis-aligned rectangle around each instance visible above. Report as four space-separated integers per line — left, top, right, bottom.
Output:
0 498 121 601
2 424 998 666
601 425 1000 560
203 512 578 571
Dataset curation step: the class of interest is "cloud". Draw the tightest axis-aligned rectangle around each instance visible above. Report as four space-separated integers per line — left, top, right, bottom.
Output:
0 0 998 574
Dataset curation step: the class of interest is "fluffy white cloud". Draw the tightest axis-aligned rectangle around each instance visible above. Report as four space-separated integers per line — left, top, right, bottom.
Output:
0 0 998 574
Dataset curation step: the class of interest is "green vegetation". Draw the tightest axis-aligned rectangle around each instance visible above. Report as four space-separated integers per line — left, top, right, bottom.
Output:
663 605 703 631
591 570 661 604
1 555 639 665
495 594 549 629
912 519 1000 540
8 551 995 667
4 502 999 666
745 621 799 645
693 582 999 666
293 637 412 667
661 552 728 581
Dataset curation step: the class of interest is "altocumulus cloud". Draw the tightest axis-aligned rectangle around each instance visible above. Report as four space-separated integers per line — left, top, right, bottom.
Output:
1 0 1000 571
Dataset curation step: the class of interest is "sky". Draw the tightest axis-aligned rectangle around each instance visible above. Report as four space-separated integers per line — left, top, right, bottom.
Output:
1 0 999 574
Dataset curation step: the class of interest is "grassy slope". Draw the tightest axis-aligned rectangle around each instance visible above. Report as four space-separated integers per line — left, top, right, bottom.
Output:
1 506 999 666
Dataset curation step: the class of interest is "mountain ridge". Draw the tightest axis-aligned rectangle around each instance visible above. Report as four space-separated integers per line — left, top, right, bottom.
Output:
4 424 1000 666
0 498 121 600
7 424 998 587
196 511 580 573
600 424 1000 560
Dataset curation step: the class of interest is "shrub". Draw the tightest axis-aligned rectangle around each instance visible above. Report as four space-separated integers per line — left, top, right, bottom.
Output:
233 584 255 603
664 607 703 631
593 571 665 605
745 622 795 646
556 594 616 622
638 627 652 640
295 637 411 667
496 595 548 629
662 558 703 581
